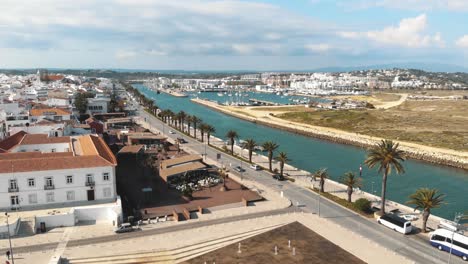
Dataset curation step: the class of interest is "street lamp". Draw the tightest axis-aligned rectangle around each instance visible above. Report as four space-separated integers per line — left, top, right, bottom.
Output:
447 213 466 264
5 212 14 264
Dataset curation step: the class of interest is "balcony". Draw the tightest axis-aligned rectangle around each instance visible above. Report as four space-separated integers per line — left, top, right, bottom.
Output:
8 187 19 193
85 181 95 187
44 185 55 190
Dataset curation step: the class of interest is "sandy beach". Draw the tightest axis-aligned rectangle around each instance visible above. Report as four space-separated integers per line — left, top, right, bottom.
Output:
191 98 468 170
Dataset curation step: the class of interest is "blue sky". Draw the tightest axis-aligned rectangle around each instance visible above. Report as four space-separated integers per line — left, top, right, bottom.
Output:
1 0 468 70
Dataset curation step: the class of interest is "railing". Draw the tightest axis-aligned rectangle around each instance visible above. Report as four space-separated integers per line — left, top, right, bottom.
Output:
8 187 19 193
85 181 95 187
44 185 55 190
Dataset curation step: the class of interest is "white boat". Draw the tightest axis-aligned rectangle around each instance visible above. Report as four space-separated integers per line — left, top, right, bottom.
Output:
217 93 224 97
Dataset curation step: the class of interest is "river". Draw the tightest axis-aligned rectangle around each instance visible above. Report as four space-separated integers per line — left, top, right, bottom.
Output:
135 84 468 220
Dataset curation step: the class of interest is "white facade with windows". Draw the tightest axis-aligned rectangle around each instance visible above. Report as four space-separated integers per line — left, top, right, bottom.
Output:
0 165 116 210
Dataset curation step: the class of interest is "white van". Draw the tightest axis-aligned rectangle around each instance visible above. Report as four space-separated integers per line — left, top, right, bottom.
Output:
430 228 468 261
377 214 412 234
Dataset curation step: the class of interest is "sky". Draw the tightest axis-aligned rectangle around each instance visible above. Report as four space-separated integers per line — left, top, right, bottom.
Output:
1 0 468 70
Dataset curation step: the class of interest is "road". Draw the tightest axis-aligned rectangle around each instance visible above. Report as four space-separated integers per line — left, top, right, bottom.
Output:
138 108 464 264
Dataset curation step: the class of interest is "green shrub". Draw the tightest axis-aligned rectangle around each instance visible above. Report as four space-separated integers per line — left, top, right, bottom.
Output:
354 198 371 212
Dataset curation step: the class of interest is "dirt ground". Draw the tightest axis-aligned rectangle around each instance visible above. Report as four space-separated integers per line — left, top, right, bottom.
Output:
184 221 365 264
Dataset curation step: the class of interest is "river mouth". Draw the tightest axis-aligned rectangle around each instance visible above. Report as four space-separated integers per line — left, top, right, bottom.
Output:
134 84 468 220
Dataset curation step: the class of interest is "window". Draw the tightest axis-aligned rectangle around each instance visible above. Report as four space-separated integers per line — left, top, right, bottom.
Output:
10 196 19 206
28 194 37 204
103 187 112 198
453 240 468 250
432 235 446 242
103 173 110 181
45 177 54 187
66 191 75 201
46 192 55 203
86 174 94 183
51 148 56 153
9 179 18 190
66 175 73 184
34 149 40 152
28 178 35 187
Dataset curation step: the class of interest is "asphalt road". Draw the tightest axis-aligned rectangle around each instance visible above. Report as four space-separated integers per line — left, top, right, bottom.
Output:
138 108 464 264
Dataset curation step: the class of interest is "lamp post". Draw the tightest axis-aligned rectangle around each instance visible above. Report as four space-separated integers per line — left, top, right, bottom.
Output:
447 213 466 264
5 212 14 264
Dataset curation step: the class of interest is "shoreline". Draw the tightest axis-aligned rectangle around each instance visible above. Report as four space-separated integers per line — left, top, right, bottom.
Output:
191 98 468 170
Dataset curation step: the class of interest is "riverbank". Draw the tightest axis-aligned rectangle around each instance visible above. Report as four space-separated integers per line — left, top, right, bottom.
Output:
191 98 468 170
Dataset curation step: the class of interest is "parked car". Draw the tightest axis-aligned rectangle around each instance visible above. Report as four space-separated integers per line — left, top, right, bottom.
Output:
177 137 187 144
234 166 246 173
114 223 136 234
273 174 285 181
250 164 261 171
169 130 176 134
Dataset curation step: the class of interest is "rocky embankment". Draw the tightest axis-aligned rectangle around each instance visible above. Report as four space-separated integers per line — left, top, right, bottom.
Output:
192 98 468 170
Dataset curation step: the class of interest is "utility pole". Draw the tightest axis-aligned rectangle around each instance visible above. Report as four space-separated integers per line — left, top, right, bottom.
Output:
447 212 466 264
5 212 14 264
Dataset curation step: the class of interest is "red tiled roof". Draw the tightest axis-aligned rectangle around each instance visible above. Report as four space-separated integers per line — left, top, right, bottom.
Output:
0 152 73 160
0 156 112 173
0 131 27 152
20 134 70 145
30 108 71 116
90 135 117 165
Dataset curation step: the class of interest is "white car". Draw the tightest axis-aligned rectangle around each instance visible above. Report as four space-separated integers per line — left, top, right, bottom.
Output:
250 164 261 171
169 130 176 134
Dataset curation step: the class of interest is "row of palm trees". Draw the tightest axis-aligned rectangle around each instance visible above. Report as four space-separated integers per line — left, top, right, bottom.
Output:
126 85 445 233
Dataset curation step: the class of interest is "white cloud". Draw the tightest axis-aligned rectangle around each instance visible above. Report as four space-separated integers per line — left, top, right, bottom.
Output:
343 0 468 11
340 14 444 48
456 35 468 48
305 44 331 53
115 50 137 60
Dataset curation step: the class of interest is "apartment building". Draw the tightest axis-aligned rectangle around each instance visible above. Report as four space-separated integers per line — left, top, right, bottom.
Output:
0 132 117 210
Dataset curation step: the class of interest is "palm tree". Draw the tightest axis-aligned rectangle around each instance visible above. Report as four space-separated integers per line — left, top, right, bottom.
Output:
340 172 362 202
406 188 445 233
226 130 238 154
177 111 187 132
313 168 329 193
199 123 208 142
206 125 215 145
242 139 257 163
275 152 290 178
365 139 405 215
262 141 279 172
191 116 202 139
186 115 193 135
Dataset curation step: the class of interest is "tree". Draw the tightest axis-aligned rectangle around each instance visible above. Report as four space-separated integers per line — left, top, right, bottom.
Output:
74 92 94 114
242 139 257 163
262 141 279 172
186 115 193 135
275 152 290 178
206 124 216 145
176 111 187 132
406 188 445 233
365 140 405 215
199 123 208 142
226 130 238 154
313 168 329 193
191 116 202 139
340 171 362 202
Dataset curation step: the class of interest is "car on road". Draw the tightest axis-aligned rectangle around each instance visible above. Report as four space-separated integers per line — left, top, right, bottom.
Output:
234 166 246 173
273 174 285 181
250 164 261 171
114 223 136 234
177 137 187 144
169 130 176 134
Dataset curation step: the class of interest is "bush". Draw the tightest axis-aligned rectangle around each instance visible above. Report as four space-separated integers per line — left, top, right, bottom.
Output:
354 198 371 212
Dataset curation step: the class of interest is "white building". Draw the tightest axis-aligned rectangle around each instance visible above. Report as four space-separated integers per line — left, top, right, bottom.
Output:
0 132 117 210
87 97 110 115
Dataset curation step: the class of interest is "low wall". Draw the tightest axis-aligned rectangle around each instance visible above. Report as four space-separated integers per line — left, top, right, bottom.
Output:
35 211 75 230
0 217 21 237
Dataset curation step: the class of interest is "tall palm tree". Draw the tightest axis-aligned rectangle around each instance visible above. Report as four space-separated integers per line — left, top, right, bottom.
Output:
275 152 290 178
186 115 193 135
340 172 362 202
406 188 445 233
199 123 208 142
313 168 329 193
191 116 202 139
365 139 405 215
206 125 216 145
226 130 238 154
262 141 279 172
177 111 187 131
242 139 257 163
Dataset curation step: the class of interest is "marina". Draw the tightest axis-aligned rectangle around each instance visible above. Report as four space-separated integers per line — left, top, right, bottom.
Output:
135 84 468 220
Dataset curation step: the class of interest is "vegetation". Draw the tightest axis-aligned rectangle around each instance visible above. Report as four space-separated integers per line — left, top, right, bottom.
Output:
242 139 257 163
354 198 372 212
191 116 202 139
313 168 329 193
406 188 445 233
226 130 239 154
340 172 363 202
206 124 216 145
365 140 405 215
74 92 94 114
275 152 290 177
262 141 279 172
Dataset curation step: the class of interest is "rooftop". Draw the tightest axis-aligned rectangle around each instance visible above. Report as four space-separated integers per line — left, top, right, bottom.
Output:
30 108 71 116
20 134 70 145
118 145 145 154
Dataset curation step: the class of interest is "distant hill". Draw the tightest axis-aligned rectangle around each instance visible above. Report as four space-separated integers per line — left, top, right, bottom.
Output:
312 63 468 73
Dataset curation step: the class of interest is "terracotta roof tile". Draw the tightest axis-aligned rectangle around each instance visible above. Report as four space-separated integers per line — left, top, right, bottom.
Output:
0 131 27 152
30 108 71 116
0 156 112 173
20 134 70 145
90 135 117 165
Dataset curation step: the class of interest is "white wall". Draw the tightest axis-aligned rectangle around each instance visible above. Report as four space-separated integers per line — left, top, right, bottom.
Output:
0 166 116 209
35 211 75 229
0 217 20 236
